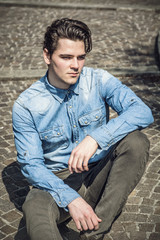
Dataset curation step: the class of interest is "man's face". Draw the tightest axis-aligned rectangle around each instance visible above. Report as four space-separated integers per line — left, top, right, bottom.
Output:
43 38 86 89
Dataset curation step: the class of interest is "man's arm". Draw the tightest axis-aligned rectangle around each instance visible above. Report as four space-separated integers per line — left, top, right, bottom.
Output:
67 136 103 231
12 101 81 209
68 71 154 173
89 71 154 151
67 71 154 231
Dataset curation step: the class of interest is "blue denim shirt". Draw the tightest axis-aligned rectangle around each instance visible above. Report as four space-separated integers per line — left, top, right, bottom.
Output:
12 67 154 209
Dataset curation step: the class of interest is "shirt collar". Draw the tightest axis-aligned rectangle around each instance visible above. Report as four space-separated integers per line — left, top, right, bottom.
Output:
44 71 79 103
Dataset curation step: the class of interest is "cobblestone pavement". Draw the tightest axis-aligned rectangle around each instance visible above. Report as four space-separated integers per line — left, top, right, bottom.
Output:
0 1 160 79
0 1 160 240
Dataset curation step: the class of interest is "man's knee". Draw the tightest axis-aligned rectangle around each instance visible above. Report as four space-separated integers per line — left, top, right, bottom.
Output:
22 188 60 227
118 130 150 160
23 189 51 214
113 131 150 193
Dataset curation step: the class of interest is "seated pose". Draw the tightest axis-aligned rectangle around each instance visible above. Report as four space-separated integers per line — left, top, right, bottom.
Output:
12 18 154 240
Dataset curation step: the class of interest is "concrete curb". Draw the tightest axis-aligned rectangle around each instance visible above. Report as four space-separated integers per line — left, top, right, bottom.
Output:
0 68 160 81
0 69 47 80
0 0 160 11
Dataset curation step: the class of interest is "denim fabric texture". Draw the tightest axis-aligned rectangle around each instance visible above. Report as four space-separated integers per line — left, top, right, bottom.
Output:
12 66 154 209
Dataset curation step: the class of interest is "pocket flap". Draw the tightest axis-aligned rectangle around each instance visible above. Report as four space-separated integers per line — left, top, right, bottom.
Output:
40 127 63 140
79 109 102 126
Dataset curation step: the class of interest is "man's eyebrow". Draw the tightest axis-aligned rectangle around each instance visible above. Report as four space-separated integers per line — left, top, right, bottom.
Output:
59 54 73 57
59 54 86 57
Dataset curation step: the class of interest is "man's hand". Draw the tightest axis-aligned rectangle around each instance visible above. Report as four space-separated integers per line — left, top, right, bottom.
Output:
68 136 98 173
68 197 102 231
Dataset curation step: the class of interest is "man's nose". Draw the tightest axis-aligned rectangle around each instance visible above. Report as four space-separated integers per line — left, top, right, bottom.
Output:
70 58 79 69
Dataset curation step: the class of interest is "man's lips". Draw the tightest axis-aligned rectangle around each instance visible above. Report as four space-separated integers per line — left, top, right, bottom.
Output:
68 72 79 76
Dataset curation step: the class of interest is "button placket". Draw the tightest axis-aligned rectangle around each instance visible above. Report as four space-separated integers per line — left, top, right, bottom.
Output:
67 96 79 145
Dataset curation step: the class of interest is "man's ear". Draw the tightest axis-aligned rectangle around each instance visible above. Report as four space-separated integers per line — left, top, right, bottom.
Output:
43 48 51 65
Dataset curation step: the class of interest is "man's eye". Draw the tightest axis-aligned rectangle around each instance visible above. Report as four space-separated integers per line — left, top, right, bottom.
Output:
78 56 86 60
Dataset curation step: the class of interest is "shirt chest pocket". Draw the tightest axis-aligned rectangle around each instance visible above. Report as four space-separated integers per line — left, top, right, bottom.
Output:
78 108 105 135
39 126 68 152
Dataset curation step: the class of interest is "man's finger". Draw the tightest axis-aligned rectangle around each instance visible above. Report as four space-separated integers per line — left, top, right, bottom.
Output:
70 152 80 173
75 220 82 231
86 218 95 230
82 156 89 171
80 219 88 231
91 215 102 230
76 156 84 172
68 154 74 173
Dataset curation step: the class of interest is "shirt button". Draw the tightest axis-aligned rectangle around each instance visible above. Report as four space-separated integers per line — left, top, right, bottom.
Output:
76 141 78 144
96 116 98 119
85 121 88 124
57 132 60 135
69 105 72 108
59 201 61 205
45 136 47 139
73 125 76 128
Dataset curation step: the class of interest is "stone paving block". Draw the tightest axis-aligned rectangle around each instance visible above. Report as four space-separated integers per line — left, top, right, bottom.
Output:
136 190 151 198
138 223 154 232
148 214 160 223
154 206 160 215
0 199 15 213
1 210 22 223
151 192 160 201
136 183 154 192
149 232 160 240
120 212 149 222
110 221 124 232
122 222 137 232
110 231 130 240
0 225 16 235
143 179 158 186
139 205 154 214
145 172 159 180
155 200 160 206
124 204 139 213
130 231 147 240
155 223 160 232
154 186 160 193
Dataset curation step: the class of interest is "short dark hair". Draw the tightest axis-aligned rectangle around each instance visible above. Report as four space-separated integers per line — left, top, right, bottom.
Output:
43 18 92 56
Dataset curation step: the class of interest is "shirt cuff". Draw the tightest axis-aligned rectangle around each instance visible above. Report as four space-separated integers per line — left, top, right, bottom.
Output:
88 118 126 150
48 187 81 211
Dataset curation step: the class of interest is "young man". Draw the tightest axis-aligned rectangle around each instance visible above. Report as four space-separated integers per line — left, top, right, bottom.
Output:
12 18 154 240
